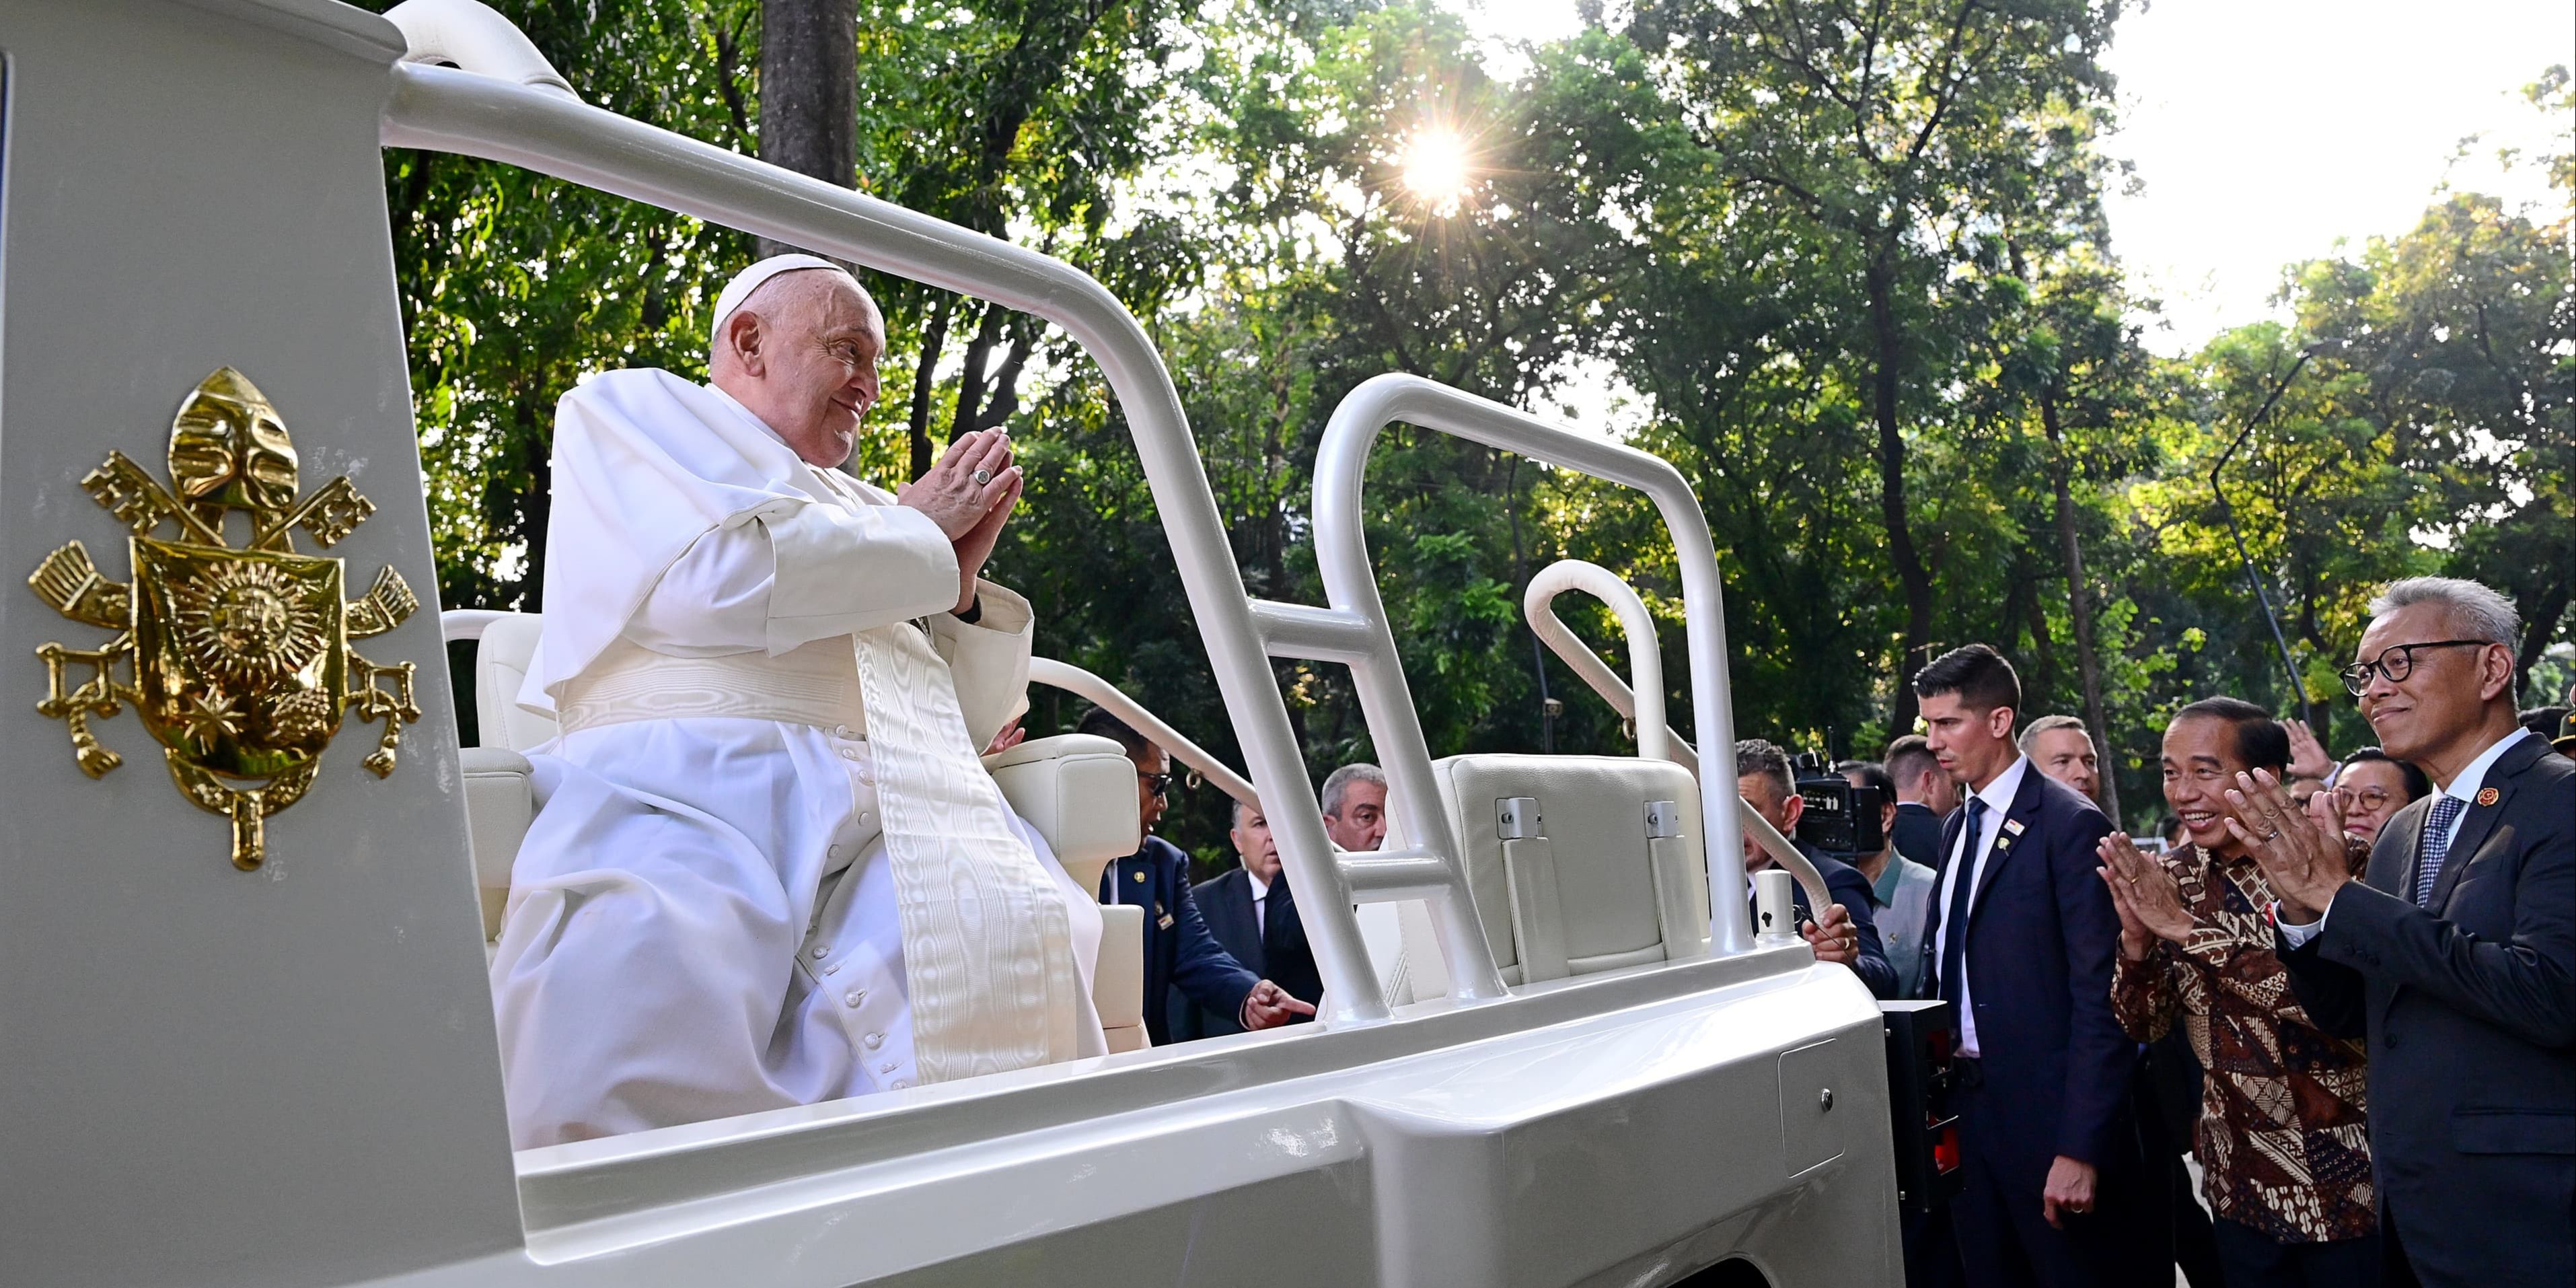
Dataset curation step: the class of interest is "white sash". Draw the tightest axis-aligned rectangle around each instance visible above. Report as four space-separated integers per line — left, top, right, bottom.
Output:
852 620 1082 1081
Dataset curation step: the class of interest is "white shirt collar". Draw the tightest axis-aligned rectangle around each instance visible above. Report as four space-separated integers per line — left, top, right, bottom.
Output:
2439 727 2530 803
1972 754 2030 814
1245 869 1270 899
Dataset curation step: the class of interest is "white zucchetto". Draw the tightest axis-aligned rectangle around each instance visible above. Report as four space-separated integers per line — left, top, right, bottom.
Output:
708 254 856 347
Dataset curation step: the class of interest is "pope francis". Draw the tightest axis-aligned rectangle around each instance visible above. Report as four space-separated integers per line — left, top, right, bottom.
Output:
490 256 1105 1149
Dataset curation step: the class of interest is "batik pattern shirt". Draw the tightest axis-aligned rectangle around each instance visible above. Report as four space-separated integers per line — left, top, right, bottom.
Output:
2110 843 2376 1244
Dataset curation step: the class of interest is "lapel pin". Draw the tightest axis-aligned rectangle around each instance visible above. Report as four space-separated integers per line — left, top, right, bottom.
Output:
2003 818 2026 836
2476 787 2500 807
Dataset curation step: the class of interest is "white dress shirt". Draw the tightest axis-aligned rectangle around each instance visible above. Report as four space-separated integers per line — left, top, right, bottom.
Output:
1247 869 1272 939
2279 727 2532 947
1931 754 2030 1059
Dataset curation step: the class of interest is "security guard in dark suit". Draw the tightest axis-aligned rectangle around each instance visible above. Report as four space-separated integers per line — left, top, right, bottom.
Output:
1078 709 1313 1044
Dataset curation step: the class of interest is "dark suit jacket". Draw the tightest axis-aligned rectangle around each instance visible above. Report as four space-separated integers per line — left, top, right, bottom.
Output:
1755 844 1899 999
1891 800 1946 869
1180 865 1323 1040
1098 836 1257 1047
1919 764 2131 1181
2279 734 2573 1286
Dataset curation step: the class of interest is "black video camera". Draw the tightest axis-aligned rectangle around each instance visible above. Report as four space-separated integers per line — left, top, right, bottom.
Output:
1793 750 1884 858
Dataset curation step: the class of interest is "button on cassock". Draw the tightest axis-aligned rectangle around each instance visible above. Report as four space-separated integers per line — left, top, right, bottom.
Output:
845 989 867 1007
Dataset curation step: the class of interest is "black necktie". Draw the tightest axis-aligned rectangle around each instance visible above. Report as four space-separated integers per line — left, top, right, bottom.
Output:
1264 871 1296 957
1937 796 1987 1006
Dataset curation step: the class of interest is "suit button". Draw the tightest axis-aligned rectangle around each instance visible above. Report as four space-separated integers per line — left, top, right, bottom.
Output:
2383 1034 2400 1050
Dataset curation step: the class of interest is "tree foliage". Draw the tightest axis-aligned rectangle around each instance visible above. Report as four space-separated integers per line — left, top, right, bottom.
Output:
384 1 2572 845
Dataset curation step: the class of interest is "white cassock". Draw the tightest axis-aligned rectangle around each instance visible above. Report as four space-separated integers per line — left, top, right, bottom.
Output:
490 367 1104 1149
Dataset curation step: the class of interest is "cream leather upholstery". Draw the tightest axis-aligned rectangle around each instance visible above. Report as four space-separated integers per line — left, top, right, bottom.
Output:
1094 902 1150 1053
459 746 533 939
979 734 1141 892
1422 754 1712 988
472 611 557 752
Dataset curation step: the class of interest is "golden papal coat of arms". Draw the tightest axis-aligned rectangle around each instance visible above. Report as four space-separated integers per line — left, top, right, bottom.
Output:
26 367 419 870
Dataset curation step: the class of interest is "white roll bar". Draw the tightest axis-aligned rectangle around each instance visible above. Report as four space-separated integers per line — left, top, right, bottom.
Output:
382 0 577 99
1302 375 1753 960
1027 657 1259 807
379 61 1401 1024
1523 560 1673 766
1522 561 1836 925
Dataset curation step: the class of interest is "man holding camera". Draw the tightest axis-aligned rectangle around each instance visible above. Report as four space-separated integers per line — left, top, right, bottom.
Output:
1736 740 1899 998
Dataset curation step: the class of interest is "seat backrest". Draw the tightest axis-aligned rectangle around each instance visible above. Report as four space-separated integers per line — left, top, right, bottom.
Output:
472 612 558 752
1423 754 1711 987
982 733 1140 892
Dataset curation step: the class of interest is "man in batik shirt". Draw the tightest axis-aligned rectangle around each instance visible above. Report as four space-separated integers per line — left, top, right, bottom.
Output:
2099 697 2380 1287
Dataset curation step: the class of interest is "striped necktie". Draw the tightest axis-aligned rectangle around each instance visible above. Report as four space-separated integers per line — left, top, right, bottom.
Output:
2413 794 2467 906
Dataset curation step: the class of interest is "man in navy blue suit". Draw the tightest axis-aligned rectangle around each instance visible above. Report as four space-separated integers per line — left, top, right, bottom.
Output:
1078 709 1313 1044
1913 644 2156 1287
1735 740 1897 997
1885 734 1956 869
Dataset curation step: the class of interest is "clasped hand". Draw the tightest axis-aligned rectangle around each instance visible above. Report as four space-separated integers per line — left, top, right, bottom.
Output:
895 428 1023 615
2095 832 2196 959
2223 768 2352 922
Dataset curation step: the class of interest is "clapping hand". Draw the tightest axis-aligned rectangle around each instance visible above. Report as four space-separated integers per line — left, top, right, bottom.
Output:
2281 720 2336 783
1240 979 1317 1030
2096 833 2194 960
1802 902 1861 968
895 428 1023 613
2225 769 2352 923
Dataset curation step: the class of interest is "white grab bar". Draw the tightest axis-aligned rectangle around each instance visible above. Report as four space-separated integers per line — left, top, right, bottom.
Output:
1027 657 1259 808
1521 561 1835 927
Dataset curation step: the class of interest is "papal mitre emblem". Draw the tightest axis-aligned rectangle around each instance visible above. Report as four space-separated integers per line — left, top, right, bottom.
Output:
26 367 419 870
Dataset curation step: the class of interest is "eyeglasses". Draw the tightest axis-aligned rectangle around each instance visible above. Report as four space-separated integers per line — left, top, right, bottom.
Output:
2339 639 2489 696
2346 787 2395 811
1136 772 1173 797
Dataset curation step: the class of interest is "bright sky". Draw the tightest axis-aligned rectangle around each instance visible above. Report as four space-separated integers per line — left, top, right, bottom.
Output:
1445 1 2574 362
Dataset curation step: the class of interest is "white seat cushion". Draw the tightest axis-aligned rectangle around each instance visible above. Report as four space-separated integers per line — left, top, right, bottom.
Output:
1424 754 1711 986
474 612 558 753
1095 902 1148 1052
982 733 1140 894
459 746 534 941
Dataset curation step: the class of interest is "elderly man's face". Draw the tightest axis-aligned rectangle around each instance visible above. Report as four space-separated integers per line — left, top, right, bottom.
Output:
2355 602 2509 762
1323 779 1387 852
721 272 883 467
2029 726 2100 802
1231 804 1282 883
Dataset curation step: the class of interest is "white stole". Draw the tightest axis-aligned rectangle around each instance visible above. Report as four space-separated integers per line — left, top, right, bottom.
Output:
854 615 1082 1079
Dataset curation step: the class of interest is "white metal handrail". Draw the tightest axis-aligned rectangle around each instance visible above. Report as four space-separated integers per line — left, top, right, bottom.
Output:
1298 375 1755 958
1524 562 1835 921
1026 657 1259 807
379 61 1393 1024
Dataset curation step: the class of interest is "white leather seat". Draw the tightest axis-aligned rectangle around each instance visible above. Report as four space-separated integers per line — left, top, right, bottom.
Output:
1401 754 1712 993
447 611 1149 1046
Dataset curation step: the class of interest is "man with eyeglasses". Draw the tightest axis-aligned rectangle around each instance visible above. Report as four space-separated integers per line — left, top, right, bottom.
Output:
2232 577 2573 1288
1076 708 1315 1045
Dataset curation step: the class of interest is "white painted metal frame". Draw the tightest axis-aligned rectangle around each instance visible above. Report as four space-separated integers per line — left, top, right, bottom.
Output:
1522 558 1835 919
1027 655 1260 806
377 61 1420 1021
1308 375 1753 958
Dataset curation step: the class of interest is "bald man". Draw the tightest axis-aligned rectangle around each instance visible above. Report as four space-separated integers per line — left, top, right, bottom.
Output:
490 256 1105 1148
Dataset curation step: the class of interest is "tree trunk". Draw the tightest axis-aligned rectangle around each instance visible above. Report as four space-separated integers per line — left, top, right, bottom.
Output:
1868 251 1936 736
755 0 856 258
2040 388 2121 822
906 293 954 477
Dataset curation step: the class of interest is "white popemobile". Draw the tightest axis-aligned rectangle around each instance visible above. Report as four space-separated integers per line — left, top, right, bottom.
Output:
0 2 1926 1285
